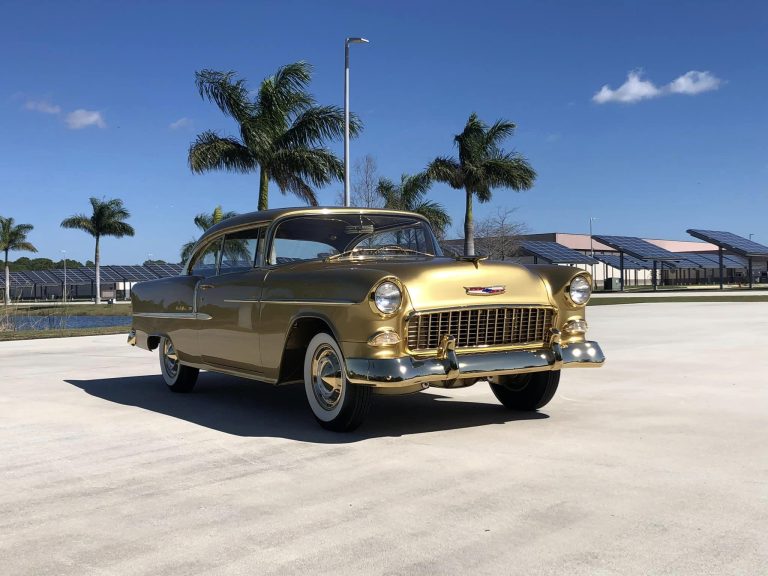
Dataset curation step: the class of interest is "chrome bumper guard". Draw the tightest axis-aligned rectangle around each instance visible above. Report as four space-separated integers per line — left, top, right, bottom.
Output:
345 340 605 387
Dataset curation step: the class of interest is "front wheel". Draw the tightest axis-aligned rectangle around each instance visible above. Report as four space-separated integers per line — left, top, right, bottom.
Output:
489 370 560 411
304 333 372 432
159 337 199 393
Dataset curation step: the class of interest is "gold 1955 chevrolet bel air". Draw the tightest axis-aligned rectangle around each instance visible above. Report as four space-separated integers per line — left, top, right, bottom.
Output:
129 207 604 431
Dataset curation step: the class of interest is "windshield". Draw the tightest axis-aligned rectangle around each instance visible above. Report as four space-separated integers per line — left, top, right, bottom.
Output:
268 213 442 265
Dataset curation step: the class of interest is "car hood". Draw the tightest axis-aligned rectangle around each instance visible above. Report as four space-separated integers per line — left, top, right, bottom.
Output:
269 257 552 311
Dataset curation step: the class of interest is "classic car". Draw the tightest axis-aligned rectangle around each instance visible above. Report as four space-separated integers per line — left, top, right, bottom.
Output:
128 207 605 431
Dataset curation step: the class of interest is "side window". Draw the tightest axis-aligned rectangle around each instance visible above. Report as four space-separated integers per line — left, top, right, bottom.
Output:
220 228 263 275
190 238 222 278
269 238 337 265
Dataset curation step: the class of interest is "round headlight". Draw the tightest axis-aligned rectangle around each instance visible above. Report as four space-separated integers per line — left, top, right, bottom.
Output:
569 275 592 305
374 281 402 314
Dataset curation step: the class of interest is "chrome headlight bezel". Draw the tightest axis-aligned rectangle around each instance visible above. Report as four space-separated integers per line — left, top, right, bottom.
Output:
371 279 403 316
567 274 592 306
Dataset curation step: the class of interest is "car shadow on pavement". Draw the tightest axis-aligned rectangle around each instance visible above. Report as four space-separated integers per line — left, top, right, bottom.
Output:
65 371 548 443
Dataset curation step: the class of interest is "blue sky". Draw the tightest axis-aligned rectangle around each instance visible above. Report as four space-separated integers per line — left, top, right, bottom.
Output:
1 0 766 264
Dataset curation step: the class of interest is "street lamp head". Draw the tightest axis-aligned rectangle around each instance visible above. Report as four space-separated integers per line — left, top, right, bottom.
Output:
346 37 369 45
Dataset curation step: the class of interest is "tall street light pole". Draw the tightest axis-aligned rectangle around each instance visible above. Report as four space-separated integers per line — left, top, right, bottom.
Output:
589 217 598 289
344 36 369 207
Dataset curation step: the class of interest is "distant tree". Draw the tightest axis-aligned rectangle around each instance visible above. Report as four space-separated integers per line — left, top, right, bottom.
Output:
427 113 536 256
336 155 382 207
28 258 54 270
376 173 451 238
0 216 37 305
142 259 168 266
61 198 135 304
189 62 361 210
86 260 95 267
180 205 237 262
472 208 528 260
55 259 84 269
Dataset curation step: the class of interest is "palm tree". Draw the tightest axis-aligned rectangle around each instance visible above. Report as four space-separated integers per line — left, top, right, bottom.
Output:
189 62 361 210
376 173 451 238
427 113 536 255
0 216 37 305
180 205 237 262
61 198 135 304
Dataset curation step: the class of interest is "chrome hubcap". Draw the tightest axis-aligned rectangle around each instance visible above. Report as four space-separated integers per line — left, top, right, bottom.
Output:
311 344 343 411
163 339 179 378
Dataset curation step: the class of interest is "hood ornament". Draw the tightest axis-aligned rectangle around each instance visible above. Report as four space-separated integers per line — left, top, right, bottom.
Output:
464 285 506 296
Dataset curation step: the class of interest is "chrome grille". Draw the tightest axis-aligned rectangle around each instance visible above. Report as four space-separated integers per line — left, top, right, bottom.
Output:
406 307 554 352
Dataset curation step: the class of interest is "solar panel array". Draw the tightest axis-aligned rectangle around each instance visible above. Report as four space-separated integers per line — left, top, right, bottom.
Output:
146 262 183 277
593 253 653 270
592 235 679 261
0 263 183 289
519 241 598 264
110 265 159 282
687 229 768 257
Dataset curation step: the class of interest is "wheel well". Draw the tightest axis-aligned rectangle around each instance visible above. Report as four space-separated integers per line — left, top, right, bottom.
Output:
277 317 334 384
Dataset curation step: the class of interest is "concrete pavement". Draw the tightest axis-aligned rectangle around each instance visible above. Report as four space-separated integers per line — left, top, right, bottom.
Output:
1 302 766 575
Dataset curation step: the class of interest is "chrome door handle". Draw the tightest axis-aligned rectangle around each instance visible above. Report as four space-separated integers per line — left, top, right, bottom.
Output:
199 284 214 290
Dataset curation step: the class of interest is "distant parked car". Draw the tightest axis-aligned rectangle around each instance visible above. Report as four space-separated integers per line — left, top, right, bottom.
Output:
129 207 605 431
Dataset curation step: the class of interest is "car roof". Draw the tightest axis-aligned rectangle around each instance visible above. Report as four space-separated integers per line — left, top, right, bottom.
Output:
198 206 427 244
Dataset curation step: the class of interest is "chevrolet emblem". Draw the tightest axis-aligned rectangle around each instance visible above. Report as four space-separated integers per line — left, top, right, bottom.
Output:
464 285 506 296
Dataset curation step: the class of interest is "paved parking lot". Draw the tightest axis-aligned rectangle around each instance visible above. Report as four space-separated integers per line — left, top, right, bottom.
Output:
1 302 766 575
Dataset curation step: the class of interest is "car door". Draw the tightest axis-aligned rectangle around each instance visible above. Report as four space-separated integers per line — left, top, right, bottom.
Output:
196 226 268 373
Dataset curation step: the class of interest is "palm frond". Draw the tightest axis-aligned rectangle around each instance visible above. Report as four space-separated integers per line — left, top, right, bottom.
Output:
257 62 313 125
189 131 257 174
60 214 96 236
484 119 516 149
271 147 344 189
483 154 536 191
376 178 399 208
195 69 253 124
412 200 451 236
271 173 318 206
276 106 359 149
426 157 463 189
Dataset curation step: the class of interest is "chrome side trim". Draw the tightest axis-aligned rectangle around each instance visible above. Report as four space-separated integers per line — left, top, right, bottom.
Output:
261 299 355 306
345 341 604 387
134 312 212 320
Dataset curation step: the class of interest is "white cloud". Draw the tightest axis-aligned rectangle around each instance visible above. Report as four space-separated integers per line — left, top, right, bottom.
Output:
667 70 721 95
593 71 661 104
593 69 722 104
65 109 106 129
25 99 61 114
169 117 192 130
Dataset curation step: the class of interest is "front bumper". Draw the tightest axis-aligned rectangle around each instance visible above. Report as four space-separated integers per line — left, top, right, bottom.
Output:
345 341 604 387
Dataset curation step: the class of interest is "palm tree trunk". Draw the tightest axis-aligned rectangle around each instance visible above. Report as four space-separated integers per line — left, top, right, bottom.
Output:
95 235 101 305
258 168 269 211
3 250 9 306
464 189 474 256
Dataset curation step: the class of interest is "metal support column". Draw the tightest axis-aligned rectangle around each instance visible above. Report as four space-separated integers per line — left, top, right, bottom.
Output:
719 247 724 290
619 252 625 291
748 257 753 289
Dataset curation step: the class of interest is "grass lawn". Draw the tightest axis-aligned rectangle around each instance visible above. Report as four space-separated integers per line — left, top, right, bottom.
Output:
1 303 132 316
0 325 128 341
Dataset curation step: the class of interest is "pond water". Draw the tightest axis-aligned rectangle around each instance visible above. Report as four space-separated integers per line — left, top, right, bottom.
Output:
8 315 131 331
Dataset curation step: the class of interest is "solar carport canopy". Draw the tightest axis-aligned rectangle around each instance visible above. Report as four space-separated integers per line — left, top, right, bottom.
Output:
592 235 679 261
593 253 653 270
686 229 768 257
519 241 598 264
